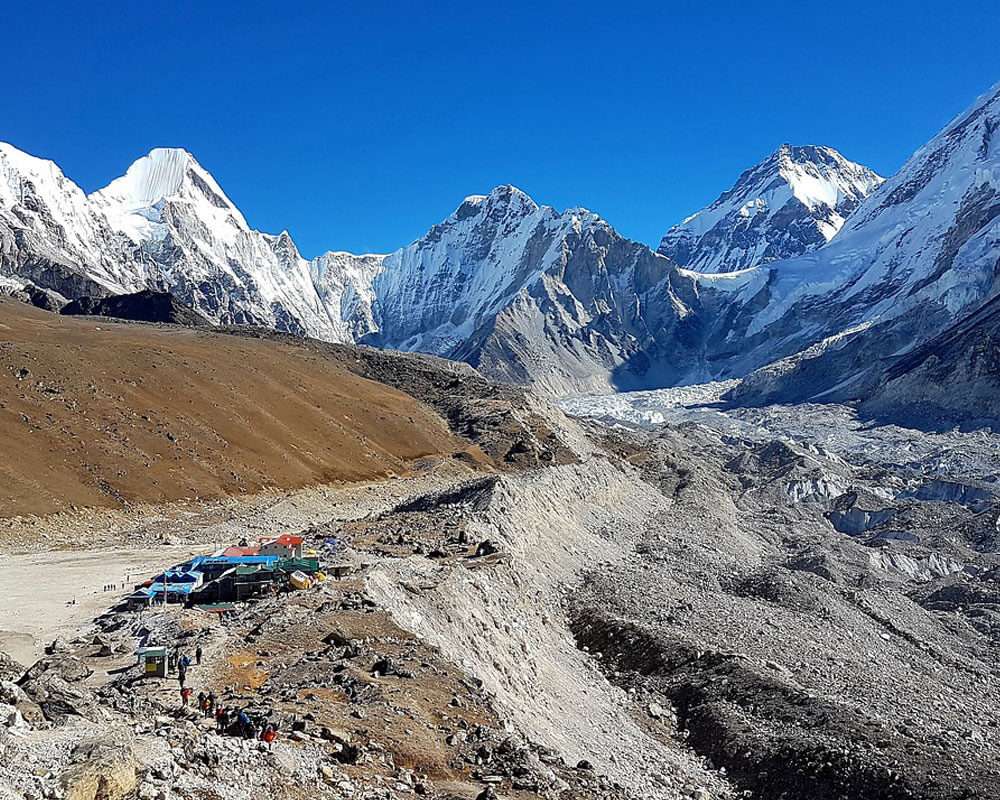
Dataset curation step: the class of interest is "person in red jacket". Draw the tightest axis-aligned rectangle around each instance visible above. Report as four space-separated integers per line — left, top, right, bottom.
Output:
261 724 277 750
180 686 193 707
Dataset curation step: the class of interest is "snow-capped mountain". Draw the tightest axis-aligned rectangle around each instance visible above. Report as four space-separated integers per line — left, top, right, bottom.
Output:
89 147 364 340
0 143 702 394
0 145 379 342
364 185 704 395
659 145 883 273
0 143 137 298
723 81 1000 406
2 78 999 410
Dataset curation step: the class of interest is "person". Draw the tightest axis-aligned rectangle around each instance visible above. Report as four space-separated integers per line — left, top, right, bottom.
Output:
179 653 192 670
237 708 252 740
197 691 207 716
168 650 178 674
215 705 228 734
207 691 217 717
261 724 277 751
195 645 203 665
180 686 192 707
177 663 187 687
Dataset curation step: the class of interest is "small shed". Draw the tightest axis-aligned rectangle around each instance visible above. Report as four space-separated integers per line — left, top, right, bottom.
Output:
138 645 168 678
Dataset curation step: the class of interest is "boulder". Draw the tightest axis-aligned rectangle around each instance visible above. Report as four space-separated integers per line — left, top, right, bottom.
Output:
0 652 24 683
0 703 27 730
61 738 137 800
18 655 97 721
0 680 44 723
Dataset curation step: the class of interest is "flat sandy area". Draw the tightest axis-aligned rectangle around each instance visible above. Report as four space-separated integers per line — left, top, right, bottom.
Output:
0 542 206 665
0 467 463 668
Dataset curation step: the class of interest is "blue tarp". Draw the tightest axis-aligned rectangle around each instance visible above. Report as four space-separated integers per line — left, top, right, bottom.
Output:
151 569 202 584
189 555 279 569
148 580 199 596
136 553 282 604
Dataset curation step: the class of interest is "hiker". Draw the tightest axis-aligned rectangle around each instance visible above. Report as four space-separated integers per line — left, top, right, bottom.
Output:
168 650 178 673
215 705 228 734
195 645 203 665
237 708 253 739
179 653 192 670
197 691 207 715
261 724 277 751
207 691 217 717
180 686 192 707
177 663 187 687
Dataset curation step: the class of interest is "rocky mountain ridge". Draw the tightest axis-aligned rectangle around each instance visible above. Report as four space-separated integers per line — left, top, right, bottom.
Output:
2 79 999 411
659 144 883 273
0 148 708 394
724 80 1000 409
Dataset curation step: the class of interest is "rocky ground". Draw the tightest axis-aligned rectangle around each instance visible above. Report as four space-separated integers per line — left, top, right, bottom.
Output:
3 375 1000 800
1 460 721 800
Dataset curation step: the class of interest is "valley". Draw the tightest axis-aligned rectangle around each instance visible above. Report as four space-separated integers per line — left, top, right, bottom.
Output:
1 41 999 800
1 311 998 799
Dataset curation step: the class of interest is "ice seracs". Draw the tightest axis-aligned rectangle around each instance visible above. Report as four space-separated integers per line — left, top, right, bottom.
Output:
659 144 883 273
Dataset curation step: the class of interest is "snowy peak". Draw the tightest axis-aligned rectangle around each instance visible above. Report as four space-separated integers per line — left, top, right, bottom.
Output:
92 147 247 242
0 141 95 227
0 142 73 202
773 144 883 219
659 144 883 273
846 81 1000 233
94 147 237 211
718 81 1000 407
445 184 540 231
0 142 138 294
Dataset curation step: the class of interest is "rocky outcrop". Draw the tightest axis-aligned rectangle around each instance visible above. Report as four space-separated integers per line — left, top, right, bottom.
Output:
17 653 99 721
60 738 137 800
0 651 24 683
860 292 1000 428
61 289 210 327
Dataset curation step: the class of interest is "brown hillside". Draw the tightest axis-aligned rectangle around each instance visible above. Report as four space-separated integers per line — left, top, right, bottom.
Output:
0 299 486 518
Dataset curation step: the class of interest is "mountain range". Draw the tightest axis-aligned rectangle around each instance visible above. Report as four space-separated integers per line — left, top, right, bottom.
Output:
2 79 999 419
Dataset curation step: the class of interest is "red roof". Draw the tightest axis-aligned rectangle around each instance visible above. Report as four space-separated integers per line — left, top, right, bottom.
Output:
269 534 304 547
222 546 260 557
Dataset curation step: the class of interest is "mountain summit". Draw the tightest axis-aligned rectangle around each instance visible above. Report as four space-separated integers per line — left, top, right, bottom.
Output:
659 144 883 273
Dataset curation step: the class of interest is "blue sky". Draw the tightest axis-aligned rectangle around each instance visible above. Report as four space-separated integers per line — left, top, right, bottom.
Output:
3 1 998 256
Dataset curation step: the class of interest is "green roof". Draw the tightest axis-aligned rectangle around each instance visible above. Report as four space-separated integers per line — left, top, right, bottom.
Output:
277 557 320 573
235 564 276 576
